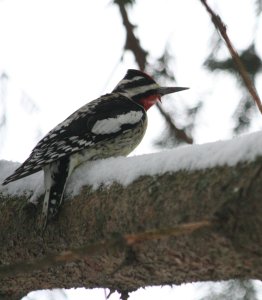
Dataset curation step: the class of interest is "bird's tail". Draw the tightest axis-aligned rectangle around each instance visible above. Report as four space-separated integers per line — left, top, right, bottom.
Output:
42 157 70 231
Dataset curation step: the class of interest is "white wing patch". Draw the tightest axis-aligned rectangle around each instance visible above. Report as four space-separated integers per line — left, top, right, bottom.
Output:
91 111 143 135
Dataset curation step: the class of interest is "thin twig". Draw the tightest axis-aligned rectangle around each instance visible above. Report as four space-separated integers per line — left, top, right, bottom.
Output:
200 0 262 115
156 102 193 144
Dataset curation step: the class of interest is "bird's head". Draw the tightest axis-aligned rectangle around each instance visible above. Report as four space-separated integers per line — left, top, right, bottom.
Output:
113 69 188 111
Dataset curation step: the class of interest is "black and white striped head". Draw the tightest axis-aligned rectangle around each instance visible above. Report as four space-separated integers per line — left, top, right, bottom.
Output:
113 69 188 110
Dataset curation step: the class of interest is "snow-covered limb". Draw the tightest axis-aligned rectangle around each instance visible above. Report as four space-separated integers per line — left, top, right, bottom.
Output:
1 130 262 200
0 132 262 300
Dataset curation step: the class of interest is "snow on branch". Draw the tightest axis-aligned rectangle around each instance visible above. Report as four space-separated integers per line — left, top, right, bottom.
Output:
1 130 262 199
0 131 262 299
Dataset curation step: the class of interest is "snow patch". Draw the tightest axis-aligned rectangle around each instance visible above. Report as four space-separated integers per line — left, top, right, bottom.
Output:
67 131 262 195
0 160 44 201
1 131 262 200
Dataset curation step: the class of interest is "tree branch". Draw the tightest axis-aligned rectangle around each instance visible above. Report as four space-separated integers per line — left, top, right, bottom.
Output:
115 1 193 145
0 220 211 278
200 0 262 115
0 155 262 299
115 0 148 71
156 102 193 144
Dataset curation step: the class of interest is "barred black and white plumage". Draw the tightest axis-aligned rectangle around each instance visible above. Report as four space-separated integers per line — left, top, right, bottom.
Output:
2 69 188 230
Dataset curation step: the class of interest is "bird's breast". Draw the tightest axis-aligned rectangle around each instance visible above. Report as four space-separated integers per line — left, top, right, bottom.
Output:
71 114 148 165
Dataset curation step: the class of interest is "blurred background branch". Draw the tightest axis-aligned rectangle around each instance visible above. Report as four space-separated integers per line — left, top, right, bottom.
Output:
114 0 194 146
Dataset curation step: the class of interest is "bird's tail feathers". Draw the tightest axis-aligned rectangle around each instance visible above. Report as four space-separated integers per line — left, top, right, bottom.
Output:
42 157 70 231
42 184 66 231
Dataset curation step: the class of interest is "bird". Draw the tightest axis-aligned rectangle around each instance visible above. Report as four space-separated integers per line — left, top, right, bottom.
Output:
2 69 188 230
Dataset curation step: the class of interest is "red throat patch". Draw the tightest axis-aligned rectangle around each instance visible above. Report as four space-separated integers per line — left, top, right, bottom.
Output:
138 95 161 111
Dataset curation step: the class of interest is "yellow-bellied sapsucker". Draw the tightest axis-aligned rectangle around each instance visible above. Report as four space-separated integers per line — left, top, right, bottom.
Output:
2 69 188 229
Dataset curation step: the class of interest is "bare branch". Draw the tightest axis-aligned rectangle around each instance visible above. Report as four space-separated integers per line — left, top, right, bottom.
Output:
114 1 193 144
115 1 148 70
200 0 262 115
156 102 193 144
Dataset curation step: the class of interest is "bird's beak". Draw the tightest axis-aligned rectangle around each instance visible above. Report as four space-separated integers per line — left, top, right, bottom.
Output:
157 86 189 96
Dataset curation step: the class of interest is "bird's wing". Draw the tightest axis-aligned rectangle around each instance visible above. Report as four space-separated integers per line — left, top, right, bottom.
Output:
3 94 145 184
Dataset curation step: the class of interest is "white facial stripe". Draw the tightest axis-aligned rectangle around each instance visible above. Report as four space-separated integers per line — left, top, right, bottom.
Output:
91 111 143 135
114 76 145 89
125 83 159 97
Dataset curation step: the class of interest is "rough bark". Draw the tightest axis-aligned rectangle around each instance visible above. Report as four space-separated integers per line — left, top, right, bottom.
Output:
0 157 262 300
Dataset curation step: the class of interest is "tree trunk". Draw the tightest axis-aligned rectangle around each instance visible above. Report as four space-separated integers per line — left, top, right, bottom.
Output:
0 157 262 300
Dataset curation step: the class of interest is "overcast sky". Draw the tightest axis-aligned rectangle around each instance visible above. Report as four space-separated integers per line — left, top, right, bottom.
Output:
1 0 261 163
